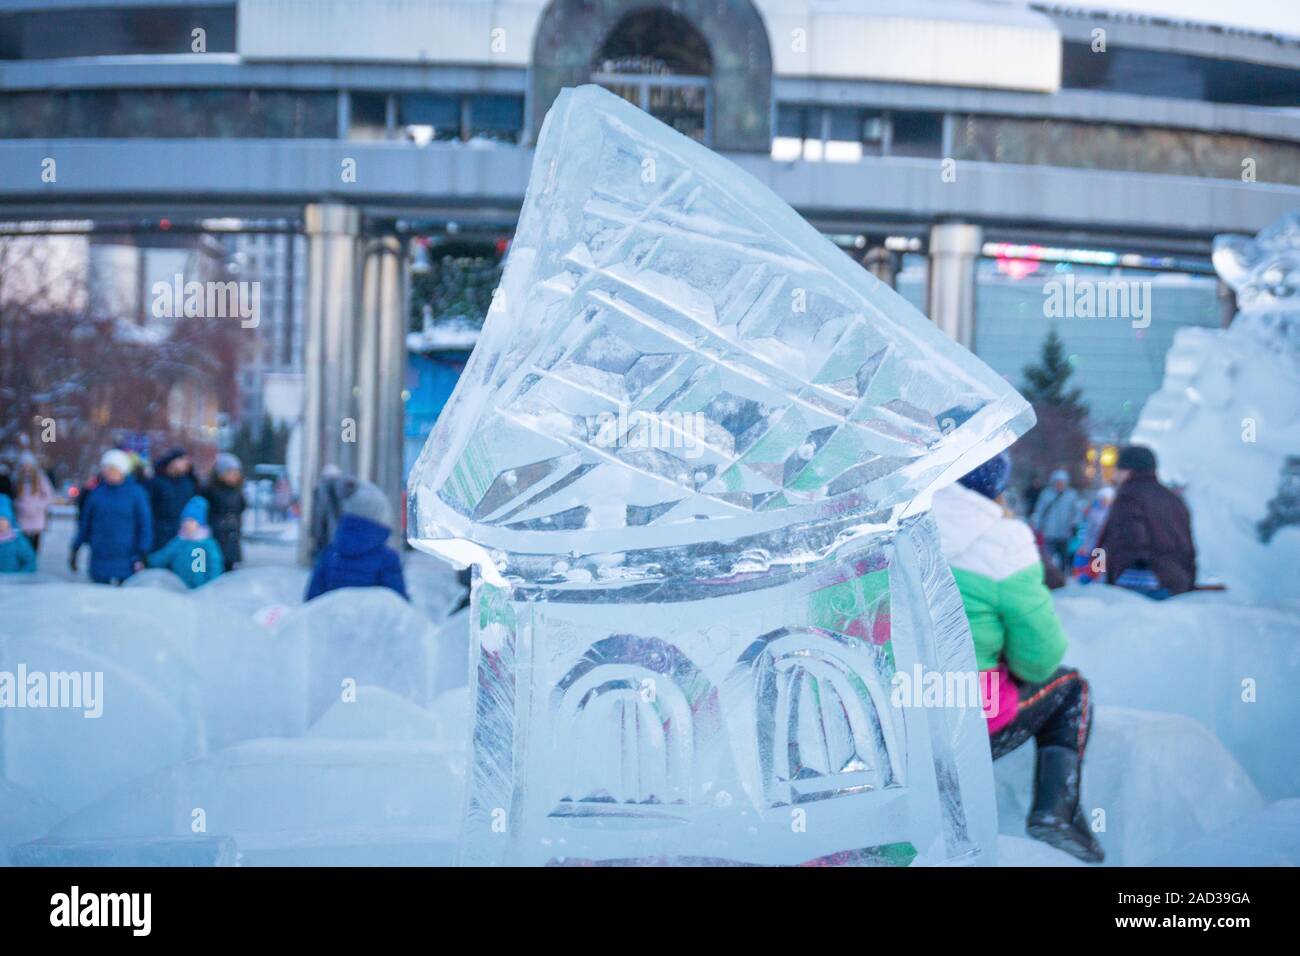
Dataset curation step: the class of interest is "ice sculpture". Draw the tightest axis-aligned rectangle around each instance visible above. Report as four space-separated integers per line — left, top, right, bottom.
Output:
1132 212 1300 603
408 85 1034 866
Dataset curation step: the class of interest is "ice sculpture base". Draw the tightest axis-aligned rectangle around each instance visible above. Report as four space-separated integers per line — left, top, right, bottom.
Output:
458 514 996 866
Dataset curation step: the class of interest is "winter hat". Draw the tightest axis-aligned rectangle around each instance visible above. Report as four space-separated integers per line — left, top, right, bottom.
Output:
342 480 392 529
1116 445 1157 474
100 448 132 475
1049 468 1070 485
214 452 242 475
957 450 1012 501
0 494 13 523
180 496 209 525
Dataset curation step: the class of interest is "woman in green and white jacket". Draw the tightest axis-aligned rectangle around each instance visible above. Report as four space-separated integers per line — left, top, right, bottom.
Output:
931 451 1104 864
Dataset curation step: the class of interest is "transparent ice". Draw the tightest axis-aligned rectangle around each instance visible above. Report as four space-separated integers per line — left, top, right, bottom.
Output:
408 85 1034 866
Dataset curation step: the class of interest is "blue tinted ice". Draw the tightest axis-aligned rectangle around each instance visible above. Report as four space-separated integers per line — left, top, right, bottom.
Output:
408 85 1034 865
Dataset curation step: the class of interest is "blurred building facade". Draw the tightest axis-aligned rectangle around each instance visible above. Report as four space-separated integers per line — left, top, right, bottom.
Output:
2 0 1299 528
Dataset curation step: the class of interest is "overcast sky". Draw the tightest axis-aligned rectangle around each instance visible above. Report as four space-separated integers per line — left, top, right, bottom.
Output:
1051 0 1300 38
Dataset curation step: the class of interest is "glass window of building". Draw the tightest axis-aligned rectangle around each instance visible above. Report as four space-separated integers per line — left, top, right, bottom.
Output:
592 9 712 144
399 94 461 144
348 92 389 141
467 95 524 143
890 111 944 158
971 255 1220 439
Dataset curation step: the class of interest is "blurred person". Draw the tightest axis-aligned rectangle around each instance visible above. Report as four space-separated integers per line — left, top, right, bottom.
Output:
0 494 37 574
0 460 13 500
203 452 247 570
13 450 54 554
305 480 406 602
931 451 1103 863
309 464 357 561
1073 485 1116 582
147 495 224 589
146 446 198 551
70 449 152 585
1030 468 1081 574
1098 445 1196 599
272 475 293 522
1022 473 1046 518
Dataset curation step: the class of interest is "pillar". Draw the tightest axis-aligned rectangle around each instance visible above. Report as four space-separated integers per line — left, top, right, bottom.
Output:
926 223 982 350
300 202 361 565
356 236 408 540
862 245 898 288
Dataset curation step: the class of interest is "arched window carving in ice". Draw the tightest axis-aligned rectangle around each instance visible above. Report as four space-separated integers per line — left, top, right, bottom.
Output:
408 86 1033 866
550 635 716 814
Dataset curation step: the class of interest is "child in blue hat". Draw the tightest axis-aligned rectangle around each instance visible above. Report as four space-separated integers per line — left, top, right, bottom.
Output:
146 495 225 589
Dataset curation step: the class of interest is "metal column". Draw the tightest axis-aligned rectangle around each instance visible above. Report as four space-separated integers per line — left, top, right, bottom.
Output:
356 236 408 540
300 202 360 565
926 222 982 350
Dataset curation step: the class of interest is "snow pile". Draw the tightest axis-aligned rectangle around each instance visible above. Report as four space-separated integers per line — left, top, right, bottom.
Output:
1154 799 1300 866
1131 213 1300 605
1055 586 1300 799
994 707 1263 866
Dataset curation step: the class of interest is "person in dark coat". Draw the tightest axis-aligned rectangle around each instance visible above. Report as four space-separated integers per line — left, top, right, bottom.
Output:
1097 445 1197 599
70 449 152 584
147 446 198 551
309 464 358 561
305 480 407 602
203 452 247 570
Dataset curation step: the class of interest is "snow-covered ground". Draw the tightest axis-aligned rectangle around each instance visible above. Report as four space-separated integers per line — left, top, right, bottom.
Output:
1 546 1295 866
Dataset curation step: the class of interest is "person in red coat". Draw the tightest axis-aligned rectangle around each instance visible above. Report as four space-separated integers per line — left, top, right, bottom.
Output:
1098 445 1197 599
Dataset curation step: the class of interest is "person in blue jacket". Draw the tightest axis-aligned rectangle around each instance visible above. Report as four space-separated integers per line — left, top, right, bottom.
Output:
70 449 152 585
0 494 37 574
146 495 224 589
146 446 198 551
305 480 407 602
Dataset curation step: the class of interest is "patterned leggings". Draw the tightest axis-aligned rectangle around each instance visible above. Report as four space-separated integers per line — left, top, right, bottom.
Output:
989 667 1092 761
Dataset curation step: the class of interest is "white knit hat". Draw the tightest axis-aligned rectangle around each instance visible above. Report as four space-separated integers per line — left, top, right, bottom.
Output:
100 449 132 475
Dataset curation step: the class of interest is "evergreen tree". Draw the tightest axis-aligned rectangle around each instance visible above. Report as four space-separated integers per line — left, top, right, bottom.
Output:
1013 327 1091 497
1021 327 1087 414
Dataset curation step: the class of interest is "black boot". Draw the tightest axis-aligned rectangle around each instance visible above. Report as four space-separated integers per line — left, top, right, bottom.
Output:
1026 745 1105 863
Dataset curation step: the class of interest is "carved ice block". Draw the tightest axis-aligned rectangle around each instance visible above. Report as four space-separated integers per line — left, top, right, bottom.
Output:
409 85 1034 865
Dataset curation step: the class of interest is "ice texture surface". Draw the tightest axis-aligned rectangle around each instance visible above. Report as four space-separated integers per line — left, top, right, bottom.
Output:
1154 799 1300 867
994 707 1263 866
277 588 440 724
1132 212 1300 604
1054 587 1300 800
408 85 1034 865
